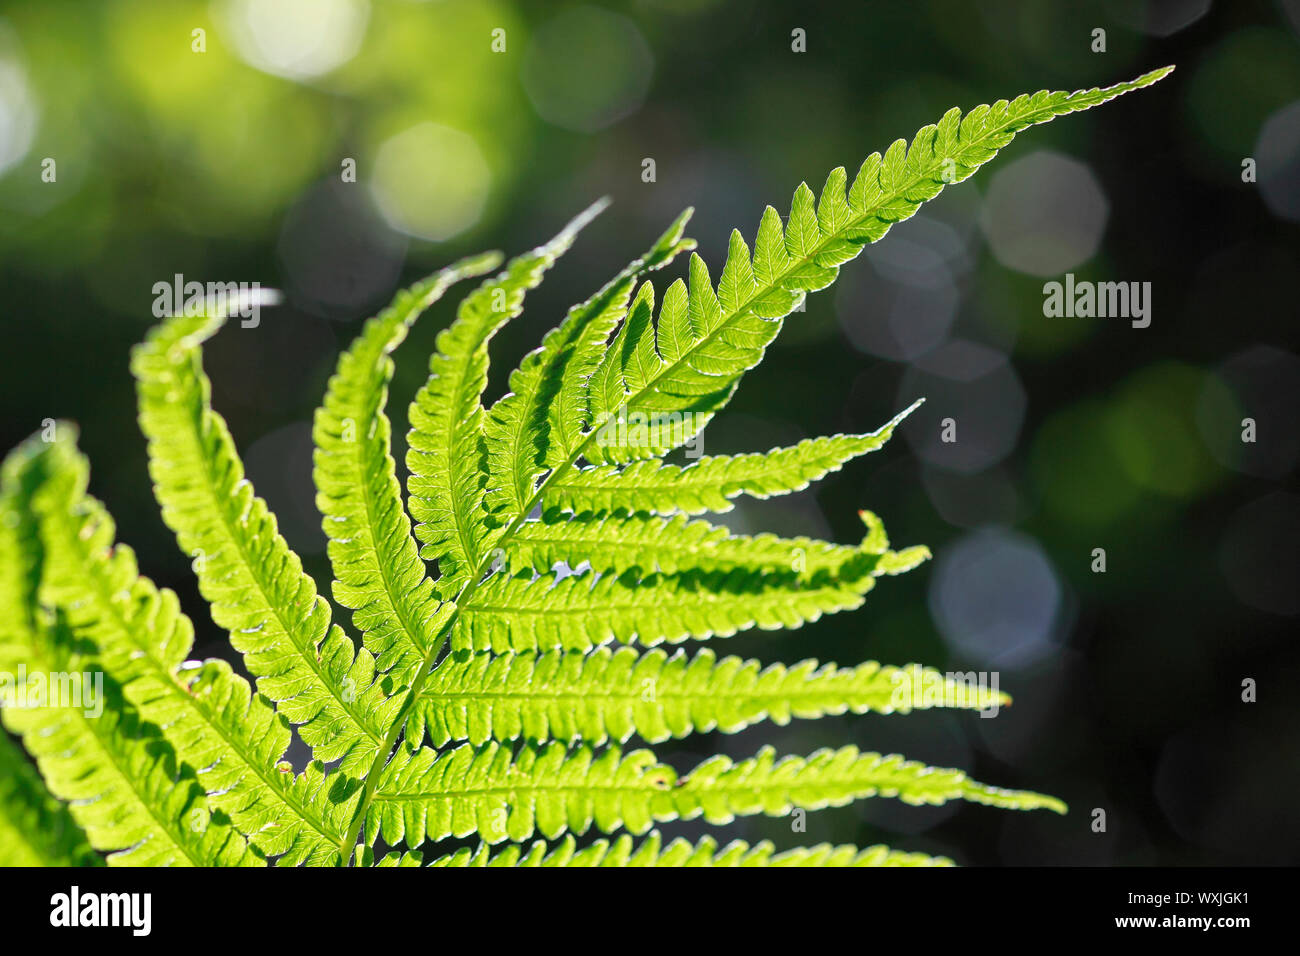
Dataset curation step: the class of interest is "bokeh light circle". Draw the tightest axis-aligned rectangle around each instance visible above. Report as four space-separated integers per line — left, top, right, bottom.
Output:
1256 100 1300 223
218 0 370 82
897 340 1027 473
929 527 1065 667
1195 345 1300 478
522 6 653 133
0 50 37 177
979 150 1108 277
277 179 407 320
1218 491 1300 616
836 214 967 361
368 122 491 241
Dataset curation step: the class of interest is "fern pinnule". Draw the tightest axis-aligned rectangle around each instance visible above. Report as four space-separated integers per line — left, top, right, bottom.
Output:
487 208 697 521
368 740 1062 848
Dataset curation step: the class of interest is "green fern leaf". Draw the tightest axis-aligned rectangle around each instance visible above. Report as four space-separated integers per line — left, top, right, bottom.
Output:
485 210 695 522
414 647 1007 748
0 453 260 867
132 301 394 777
406 201 608 595
0 69 1170 868
546 403 919 516
509 507 926 584
314 252 501 682
3 685 260 867
511 511 861 577
429 831 953 867
0 731 100 867
579 68 1174 460
13 429 351 865
368 741 1062 847
455 540 927 655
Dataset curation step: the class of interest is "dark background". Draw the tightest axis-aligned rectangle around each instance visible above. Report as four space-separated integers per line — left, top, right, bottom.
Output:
1 0 1297 865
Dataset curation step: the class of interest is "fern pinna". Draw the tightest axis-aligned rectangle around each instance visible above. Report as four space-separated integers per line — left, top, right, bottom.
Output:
0 68 1171 867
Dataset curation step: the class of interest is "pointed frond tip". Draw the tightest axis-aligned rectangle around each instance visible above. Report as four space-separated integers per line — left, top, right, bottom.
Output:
133 268 408 788
314 251 501 681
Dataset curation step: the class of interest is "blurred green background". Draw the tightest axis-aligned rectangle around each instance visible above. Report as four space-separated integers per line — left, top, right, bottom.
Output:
1 0 1297 864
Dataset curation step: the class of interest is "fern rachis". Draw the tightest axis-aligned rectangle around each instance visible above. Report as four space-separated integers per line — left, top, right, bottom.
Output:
0 67 1171 867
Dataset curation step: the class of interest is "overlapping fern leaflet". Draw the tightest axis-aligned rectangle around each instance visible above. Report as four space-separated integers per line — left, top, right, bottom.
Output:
425 832 953 867
0 441 260 866
14 430 349 865
485 208 697 524
544 403 918 516
0 727 99 867
314 252 501 686
132 298 394 777
415 649 1007 749
368 742 1063 847
0 68 1171 867
406 201 609 596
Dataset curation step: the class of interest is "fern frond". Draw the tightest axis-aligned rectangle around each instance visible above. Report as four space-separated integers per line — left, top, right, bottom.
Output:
413 647 1007 748
406 201 608 595
132 297 394 776
511 511 859 577
314 252 500 681
0 70 1172 867
430 831 953 867
511 497 925 590
15 429 351 865
3 682 261 867
0 731 100 867
545 403 918 517
368 741 1063 847
485 209 696 523
578 68 1173 460
456 535 928 655
0 460 260 867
